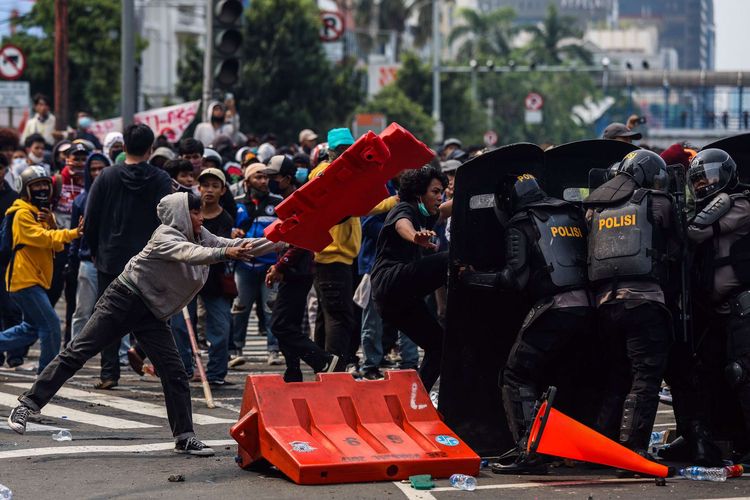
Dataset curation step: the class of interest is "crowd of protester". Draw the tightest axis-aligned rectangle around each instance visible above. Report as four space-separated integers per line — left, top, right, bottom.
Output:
0 94 468 389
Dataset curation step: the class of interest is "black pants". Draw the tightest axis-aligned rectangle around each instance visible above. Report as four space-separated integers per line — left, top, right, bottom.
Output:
595 301 672 448
502 306 596 435
19 280 195 440
97 271 122 382
313 262 357 359
375 252 448 392
271 276 330 373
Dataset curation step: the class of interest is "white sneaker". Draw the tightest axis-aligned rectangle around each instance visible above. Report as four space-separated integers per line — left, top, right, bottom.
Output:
15 362 38 373
228 356 246 369
267 352 283 366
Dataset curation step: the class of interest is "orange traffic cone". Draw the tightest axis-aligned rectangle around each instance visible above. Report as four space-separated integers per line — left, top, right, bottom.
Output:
527 389 671 478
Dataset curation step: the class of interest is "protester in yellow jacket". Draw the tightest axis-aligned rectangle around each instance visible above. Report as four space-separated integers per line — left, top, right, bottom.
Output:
0 166 82 373
309 128 397 367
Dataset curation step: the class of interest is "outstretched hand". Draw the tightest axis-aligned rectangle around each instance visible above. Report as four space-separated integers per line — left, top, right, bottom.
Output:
413 230 438 250
226 241 256 261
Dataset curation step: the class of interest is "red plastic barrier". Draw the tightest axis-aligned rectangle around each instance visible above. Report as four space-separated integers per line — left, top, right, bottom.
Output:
230 371 480 485
264 123 435 252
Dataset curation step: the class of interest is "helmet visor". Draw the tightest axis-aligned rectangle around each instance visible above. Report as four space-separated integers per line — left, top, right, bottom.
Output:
689 162 726 201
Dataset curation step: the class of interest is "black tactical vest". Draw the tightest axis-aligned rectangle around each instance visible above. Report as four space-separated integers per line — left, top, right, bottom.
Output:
515 199 588 299
708 193 750 288
588 189 666 284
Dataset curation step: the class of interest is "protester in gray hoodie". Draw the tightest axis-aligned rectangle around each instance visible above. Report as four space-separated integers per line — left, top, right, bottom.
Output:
7 192 275 456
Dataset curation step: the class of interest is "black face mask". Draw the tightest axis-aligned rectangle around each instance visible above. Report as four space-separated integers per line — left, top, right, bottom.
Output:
29 187 52 210
268 179 282 195
211 116 224 126
250 187 268 200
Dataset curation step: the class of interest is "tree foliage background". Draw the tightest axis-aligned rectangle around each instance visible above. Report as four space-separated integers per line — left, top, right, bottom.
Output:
6 0 146 119
235 0 364 143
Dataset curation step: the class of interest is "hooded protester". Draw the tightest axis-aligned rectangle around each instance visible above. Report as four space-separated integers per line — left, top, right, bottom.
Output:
51 140 71 174
7 191 278 457
69 153 111 339
194 102 240 147
103 132 124 164
84 123 173 389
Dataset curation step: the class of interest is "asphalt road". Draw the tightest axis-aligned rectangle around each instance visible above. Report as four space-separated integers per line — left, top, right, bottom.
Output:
0 338 748 499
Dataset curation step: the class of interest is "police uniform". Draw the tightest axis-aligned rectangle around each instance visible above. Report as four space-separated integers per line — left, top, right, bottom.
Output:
584 150 678 455
686 149 750 459
486 176 593 474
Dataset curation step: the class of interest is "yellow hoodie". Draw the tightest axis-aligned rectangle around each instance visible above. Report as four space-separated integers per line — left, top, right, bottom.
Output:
5 199 79 292
310 162 397 265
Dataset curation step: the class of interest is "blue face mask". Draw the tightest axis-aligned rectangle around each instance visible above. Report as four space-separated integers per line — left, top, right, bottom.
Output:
417 200 430 217
295 167 309 185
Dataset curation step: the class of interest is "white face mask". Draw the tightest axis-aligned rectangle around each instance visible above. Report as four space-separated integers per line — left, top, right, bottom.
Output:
28 153 44 164
11 158 27 175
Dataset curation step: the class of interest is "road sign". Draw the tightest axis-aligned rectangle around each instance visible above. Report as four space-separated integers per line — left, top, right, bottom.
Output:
0 45 26 80
0 81 29 108
525 92 544 111
483 130 498 146
319 11 344 42
525 110 543 124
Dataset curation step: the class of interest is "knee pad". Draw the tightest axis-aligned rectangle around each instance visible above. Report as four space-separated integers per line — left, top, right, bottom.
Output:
505 341 544 384
725 361 748 387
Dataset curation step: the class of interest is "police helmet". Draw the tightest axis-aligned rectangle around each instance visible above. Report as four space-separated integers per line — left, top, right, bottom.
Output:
617 150 668 190
508 173 546 213
20 165 52 197
687 148 738 203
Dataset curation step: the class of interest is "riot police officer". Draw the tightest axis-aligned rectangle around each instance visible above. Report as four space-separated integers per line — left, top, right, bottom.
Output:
583 150 679 457
686 148 750 462
478 174 593 474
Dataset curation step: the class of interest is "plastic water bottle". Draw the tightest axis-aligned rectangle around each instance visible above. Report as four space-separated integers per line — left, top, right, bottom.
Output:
52 430 72 442
0 483 12 499
678 466 728 482
449 474 477 491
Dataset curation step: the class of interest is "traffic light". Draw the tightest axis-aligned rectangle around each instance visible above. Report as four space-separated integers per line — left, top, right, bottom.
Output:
213 0 243 88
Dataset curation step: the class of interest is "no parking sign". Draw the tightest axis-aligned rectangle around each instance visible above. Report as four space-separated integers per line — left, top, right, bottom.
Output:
0 45 26 80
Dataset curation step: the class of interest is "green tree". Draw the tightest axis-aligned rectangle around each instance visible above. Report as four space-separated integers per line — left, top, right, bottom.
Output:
7 0 146 119
395 52 484 145
175 37 204 102
357 85 434 143
237 0 364 142
448 7 516 61
523 4 592 65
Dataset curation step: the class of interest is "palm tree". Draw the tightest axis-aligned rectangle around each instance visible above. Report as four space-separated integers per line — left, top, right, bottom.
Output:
448 7 516 61
524 3 592 65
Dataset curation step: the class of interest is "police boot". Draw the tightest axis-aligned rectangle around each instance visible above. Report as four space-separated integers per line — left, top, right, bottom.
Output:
687 421 723 466
616 394 661 477
491 386 548 475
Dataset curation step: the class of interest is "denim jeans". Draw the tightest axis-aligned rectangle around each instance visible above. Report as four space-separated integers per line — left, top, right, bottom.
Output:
71 261 98 339
361 291 385 372
1 285 61 372
398 332 419 369
202 294 231 382
232 264 278 354
19 280 195 441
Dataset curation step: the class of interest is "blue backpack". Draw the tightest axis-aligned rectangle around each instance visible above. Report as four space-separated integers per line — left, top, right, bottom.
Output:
0 211 24 287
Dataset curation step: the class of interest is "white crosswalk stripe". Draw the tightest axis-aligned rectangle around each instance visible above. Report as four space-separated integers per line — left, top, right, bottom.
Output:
0 391 157 430
6 383 236 426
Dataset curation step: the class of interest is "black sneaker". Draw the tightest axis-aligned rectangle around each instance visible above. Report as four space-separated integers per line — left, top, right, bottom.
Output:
8 404 34 434
323 354 347 373
174 436 215 456
363 368 385 380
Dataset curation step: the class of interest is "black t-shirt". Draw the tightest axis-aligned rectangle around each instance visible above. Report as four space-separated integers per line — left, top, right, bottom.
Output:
200 209 234 297
371 202 431 297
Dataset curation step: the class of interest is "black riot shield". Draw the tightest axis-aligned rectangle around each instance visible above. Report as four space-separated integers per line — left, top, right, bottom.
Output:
543 139 639 198
702 133 750 184
441 143 544 455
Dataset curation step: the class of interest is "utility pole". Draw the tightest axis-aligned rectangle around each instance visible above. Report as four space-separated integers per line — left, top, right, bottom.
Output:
431 0 442 144
54 0 69 130
202 0 214 121
121 0 136 127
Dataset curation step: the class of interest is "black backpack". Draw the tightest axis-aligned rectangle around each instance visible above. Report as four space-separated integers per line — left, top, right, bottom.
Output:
0 211 24 288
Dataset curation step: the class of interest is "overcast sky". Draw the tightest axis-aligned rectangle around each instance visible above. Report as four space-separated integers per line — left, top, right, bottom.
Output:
714 0 750 70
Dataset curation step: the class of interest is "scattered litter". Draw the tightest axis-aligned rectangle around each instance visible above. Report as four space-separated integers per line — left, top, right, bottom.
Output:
409 474 434 490
51 430 72 442
449 473 476 491
0 483 11 499
167 474 185 482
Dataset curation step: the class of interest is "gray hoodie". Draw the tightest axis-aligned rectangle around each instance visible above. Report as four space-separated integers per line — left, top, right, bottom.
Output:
119 192 274 320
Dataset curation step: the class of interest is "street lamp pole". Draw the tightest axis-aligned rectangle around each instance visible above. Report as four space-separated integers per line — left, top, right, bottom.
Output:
432 0 442 144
